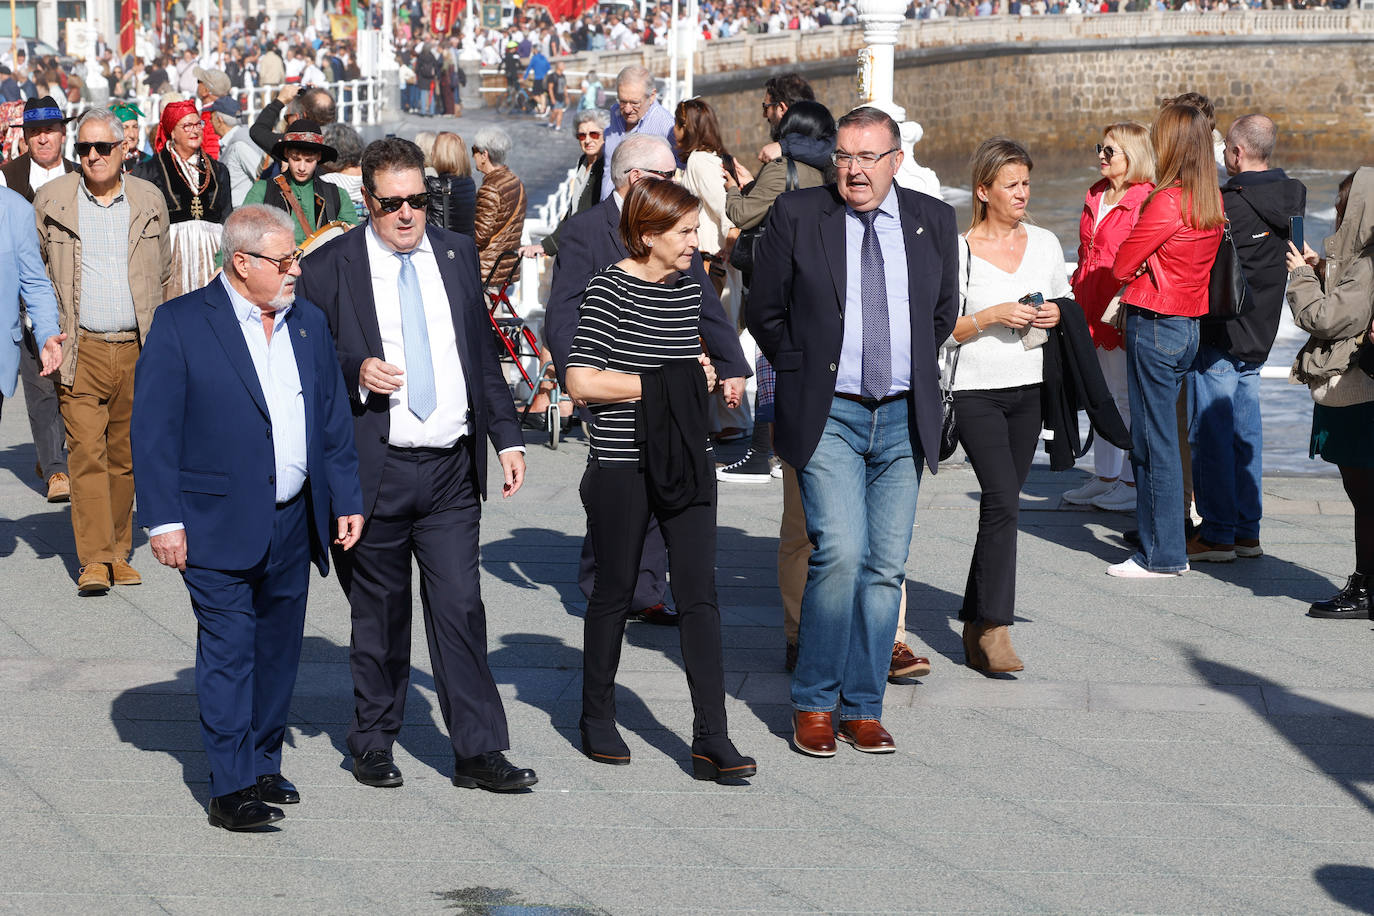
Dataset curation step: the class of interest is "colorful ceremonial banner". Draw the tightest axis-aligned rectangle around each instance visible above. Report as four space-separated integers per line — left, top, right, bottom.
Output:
329 13 357 38
118 0 138 55
430 0 455 33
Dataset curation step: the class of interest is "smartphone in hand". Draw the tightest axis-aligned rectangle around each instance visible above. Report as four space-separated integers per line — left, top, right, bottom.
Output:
1289 215 1304 252
1018 292 1044 309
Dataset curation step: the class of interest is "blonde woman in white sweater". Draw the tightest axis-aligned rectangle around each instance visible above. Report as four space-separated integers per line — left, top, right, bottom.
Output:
944 138 1067 675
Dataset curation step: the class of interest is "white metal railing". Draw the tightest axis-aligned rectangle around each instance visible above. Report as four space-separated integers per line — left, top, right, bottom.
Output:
59 76 388 162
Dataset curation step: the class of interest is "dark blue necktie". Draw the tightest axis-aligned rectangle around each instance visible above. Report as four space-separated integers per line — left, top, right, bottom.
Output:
857 209 891 399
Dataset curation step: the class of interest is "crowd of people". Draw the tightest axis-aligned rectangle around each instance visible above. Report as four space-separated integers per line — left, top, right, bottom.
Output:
0 56 1370 832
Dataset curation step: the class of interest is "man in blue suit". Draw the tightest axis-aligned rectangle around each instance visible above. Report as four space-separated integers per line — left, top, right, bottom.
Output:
748 108 959 758
0 185 63 417
131 205 364 831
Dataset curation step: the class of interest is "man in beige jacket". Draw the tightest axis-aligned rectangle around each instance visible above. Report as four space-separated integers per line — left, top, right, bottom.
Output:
33 108 172 595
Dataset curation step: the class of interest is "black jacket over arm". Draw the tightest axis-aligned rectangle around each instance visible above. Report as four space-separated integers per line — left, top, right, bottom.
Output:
544 194 750 387
1040 297 1132 471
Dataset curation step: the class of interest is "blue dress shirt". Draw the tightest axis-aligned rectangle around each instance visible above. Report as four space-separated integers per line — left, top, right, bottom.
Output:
837 185 912 397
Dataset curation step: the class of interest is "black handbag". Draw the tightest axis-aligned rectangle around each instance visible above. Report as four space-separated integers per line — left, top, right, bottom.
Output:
1206 219 1255 321
939 239 973 461
728 157 798 274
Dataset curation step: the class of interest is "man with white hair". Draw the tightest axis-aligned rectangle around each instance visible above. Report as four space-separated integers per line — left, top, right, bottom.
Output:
598 65 676 199
132 204 364 831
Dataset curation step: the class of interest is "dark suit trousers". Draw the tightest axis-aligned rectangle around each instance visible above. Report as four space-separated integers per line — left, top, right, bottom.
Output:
955 385 1041 626
579 463 727 738
182 490 311 798
577 515 667 608
341 443 510 760
20 323 67 477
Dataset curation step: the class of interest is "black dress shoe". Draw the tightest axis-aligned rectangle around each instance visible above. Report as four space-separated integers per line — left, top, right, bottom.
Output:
1308 573 1372 619
631 602 680 626
254 773 300 804
352 748 404 788
208 788 284 831
691 735 757 783
580 718 631 766
452 751 538 791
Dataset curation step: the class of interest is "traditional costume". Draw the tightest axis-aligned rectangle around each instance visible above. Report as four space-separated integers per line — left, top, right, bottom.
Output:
243 119 358 248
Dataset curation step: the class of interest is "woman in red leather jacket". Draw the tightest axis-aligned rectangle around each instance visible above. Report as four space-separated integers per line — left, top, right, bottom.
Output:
1107 103 1223 578
1065 121 1155 514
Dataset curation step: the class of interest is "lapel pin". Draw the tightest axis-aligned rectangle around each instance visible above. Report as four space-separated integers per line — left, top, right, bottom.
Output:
915 226 925 235
299 328 307 338
447 250 455 259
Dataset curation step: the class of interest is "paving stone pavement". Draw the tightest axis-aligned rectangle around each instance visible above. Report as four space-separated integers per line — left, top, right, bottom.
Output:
3 369 1374 914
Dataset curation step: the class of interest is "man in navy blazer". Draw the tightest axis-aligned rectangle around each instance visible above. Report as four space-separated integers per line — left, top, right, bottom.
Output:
296 138 538 794
747 108 958 758
0 185 63 418
131 205 364 831
545 133 750 621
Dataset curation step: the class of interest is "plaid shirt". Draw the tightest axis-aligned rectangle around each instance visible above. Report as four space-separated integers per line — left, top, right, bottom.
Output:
76 178 137 333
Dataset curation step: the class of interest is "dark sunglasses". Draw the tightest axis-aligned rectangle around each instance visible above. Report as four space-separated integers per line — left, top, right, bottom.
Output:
75 140 121 157
576 130 602 140
1095 144 1119 161
245 249 303 273
365 189 430 213
637 167 675 180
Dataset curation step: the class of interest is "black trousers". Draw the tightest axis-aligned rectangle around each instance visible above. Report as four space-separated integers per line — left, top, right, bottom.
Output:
339 443 509 760
20 322 67 478
577 515 667 609
955 384 1042 626
579 463 727 738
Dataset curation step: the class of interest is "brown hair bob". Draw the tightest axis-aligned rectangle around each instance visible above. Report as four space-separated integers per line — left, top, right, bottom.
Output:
674 98 728 157
619 179 701 259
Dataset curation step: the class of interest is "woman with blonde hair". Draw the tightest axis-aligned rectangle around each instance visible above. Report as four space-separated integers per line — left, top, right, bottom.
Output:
944 137 1068 674
1064 121 1155 513
1106 103 1223 578
425 131 476 238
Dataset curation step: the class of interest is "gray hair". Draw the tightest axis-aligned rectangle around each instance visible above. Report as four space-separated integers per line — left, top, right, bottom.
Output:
1227 113 1277 164
615 65 655 98
221 205 297 266
210 111 238 135
472 126 512 166
610 133 673 189
574 108 611 132
75 107 123 141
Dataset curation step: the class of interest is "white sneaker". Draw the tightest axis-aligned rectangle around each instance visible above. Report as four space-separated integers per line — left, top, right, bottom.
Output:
1107 557 1189 578
1061 477 1117 505
1091 481 1138 513
769 457 783 479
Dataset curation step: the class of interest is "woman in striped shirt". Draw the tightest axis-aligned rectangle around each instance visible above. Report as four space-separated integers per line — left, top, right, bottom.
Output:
566 179 757 784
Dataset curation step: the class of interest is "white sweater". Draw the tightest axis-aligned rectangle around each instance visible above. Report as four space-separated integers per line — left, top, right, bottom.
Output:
945 224 1070 392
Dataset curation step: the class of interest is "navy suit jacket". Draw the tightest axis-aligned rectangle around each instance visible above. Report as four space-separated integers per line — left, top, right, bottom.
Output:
131 279 364 575
296 224 523 518
544 194 751 386
746 184 959 472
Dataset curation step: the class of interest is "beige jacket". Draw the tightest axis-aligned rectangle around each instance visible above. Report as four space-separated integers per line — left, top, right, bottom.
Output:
33 172 172 386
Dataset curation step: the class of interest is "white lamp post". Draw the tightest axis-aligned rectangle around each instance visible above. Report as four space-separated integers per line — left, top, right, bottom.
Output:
854 0 906 118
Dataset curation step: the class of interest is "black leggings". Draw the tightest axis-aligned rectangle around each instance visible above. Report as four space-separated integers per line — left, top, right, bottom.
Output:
579 463 727 738
1340 465 1374 575
955 384 1042 626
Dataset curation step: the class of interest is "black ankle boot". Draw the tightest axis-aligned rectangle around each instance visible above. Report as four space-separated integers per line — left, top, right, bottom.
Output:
579 718 631 765
690 735 757 783
1308 573 1372 619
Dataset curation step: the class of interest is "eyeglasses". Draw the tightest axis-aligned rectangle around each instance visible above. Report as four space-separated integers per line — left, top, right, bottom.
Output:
636 167 675 180
832 148 900 170
245 249 302 273
1096 144 1119 161
760 100 779 114
365 188 431 213
471 145 485 156
75 140 121 157
576 130 602 140
176 120 203 132
617 96 646 110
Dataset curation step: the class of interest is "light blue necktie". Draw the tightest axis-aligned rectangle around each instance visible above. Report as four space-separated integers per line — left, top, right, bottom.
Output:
396 252 436 421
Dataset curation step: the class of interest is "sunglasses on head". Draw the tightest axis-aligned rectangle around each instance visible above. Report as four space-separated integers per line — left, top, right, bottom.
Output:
576 130 602 140
75 140 121 157
637 167 675 180
366 188 430 213
1095 143 1119 161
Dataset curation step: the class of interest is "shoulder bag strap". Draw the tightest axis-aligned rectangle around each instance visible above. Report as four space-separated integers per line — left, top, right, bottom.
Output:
944 236 972 392
274 174 314 239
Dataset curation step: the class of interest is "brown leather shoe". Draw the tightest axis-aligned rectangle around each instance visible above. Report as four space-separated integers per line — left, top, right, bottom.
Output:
46 472 70 503
111 559 142 586
966 622 1023 673
838 719 896 754
888 642 931 679
791 710 836 757
631 603 680 626
77 563 111 595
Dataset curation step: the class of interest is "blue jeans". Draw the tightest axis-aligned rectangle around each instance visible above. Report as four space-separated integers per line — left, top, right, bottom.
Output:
1126 309 1199 573
793 395 921 720
1188 343 1263 544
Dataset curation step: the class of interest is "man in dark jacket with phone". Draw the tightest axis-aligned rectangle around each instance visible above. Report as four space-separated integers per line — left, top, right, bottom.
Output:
1188 114 1307 563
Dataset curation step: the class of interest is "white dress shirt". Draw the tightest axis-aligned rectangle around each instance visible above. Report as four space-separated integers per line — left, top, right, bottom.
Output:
0 158 66 192
365 224 472 448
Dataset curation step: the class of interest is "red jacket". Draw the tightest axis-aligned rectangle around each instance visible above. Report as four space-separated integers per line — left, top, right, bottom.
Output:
200 109 220 160
1112 184 1222 318
1070 179 1153 350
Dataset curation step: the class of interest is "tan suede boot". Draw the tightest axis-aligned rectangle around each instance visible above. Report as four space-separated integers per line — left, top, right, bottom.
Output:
961 621 987 671
975 624 1024 673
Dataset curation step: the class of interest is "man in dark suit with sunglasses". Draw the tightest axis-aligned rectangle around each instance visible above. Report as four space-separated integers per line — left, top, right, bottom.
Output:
297 138 537 795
